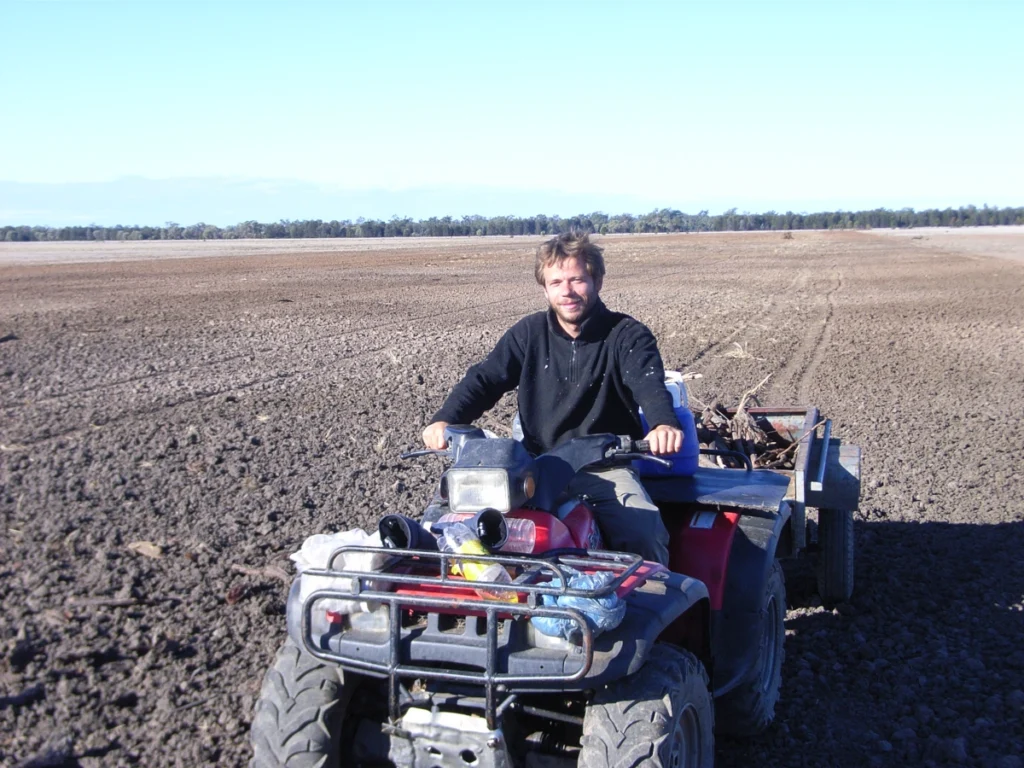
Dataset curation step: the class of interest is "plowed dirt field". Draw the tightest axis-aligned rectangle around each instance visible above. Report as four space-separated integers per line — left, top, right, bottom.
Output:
2 230 1023 767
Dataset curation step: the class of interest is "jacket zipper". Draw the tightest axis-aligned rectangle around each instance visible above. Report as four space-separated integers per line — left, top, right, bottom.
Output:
570 340 577 383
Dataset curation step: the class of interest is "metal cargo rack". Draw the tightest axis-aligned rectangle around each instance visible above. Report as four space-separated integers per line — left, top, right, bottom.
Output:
296 544 648 726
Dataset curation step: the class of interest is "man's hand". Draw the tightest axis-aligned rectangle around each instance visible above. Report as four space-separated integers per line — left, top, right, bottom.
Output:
422 421 450 450
644 423 683 455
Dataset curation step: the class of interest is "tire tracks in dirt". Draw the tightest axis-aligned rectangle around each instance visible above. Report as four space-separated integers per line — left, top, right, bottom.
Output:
680 267 810 371
4 260 715 412
0 308 532 451
0 371 298 450
0 295 530 411
1 257 728 445
770 267 842 404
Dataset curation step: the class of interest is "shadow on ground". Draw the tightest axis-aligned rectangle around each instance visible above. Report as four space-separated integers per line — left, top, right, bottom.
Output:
718 519 1024 767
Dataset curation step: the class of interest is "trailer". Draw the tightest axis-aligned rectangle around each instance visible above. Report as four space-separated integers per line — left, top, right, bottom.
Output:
645 405 861 604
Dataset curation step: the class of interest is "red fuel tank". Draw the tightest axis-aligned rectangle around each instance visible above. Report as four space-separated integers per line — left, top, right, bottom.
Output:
557 503 604 551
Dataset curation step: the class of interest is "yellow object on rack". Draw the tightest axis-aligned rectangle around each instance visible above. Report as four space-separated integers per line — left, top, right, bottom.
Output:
440 522 518 602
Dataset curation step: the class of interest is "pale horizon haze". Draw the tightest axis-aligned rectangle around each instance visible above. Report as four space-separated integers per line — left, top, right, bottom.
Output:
1 0 1021 226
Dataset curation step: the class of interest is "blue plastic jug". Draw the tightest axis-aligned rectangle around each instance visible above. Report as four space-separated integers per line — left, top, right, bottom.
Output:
636 372 699 477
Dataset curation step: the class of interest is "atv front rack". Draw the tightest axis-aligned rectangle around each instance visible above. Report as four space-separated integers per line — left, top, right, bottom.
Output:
295 545 649 727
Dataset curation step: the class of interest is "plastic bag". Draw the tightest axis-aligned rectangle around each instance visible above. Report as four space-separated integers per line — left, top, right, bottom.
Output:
532 568 626 642
290 528 390 615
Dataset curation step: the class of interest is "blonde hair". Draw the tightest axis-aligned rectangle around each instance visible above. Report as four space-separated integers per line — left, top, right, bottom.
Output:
534 230 605 286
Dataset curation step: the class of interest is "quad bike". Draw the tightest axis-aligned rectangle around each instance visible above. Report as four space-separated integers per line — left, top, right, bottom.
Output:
250 406 860 767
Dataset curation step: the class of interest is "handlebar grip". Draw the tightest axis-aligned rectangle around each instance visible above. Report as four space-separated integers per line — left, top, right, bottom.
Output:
634 439 651 453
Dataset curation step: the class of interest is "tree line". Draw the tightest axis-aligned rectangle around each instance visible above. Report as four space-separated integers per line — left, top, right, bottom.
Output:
2 205 1021 242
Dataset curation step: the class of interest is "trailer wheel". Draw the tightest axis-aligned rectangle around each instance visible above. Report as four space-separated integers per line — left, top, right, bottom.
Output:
579 644 713 768
715 558 786 737
817 508 854 606
249 638 354 768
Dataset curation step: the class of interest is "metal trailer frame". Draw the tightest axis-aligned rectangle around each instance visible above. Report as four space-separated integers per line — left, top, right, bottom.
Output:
645 407 861 555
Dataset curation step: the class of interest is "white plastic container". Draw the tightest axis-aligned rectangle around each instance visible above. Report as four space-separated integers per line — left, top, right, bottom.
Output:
664 371 690 409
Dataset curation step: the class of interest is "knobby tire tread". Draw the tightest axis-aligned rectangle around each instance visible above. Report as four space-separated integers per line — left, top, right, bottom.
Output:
249 638 348 768
579 644 713 768
715 558 786 737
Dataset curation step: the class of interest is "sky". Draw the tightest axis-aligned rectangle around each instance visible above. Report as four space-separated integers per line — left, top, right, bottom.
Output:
1 0 1021 226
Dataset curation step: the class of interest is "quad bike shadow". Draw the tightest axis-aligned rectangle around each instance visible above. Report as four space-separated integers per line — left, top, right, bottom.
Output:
718 518 1024 767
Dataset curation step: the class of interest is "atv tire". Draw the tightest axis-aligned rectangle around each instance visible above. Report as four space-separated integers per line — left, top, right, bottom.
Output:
579 644 713 768
249 638 352 768
715 558 785 737
817 507 854 606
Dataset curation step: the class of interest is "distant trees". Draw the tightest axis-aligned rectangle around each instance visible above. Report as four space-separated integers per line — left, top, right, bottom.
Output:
2 205 1022 243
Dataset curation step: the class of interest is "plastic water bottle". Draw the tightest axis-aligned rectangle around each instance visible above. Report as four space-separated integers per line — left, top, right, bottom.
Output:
496 517 538 554
438 523 517 602
437 512 538 554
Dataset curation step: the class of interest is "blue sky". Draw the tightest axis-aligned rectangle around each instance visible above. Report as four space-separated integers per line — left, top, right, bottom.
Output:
1 0 1021 226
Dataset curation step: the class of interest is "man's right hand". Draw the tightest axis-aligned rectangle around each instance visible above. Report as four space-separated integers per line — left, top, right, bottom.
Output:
422 421 450 450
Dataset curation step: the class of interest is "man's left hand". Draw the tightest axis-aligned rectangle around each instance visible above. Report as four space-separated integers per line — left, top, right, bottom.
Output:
644 424 683 455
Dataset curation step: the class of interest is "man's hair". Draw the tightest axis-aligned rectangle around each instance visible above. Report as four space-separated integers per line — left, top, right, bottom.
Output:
534 230 606 286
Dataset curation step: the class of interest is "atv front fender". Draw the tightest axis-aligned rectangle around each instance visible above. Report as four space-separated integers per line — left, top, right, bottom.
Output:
582 569 710 687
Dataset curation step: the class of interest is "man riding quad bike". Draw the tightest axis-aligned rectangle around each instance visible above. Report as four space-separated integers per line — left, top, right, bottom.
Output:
249 232 859 766
422 230 686 569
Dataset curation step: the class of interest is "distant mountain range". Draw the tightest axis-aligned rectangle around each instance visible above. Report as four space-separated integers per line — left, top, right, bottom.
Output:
0 177 676 227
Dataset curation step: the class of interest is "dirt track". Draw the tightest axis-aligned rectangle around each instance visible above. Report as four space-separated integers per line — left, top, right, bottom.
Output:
2 231 1023 767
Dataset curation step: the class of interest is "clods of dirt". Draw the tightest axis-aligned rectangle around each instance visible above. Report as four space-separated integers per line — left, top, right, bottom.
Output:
2 231 1023 766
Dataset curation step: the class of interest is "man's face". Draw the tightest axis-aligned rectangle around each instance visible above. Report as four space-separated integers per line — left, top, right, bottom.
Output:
541 257 602 330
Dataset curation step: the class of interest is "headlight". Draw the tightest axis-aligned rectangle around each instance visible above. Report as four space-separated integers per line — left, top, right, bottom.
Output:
447 469 511 513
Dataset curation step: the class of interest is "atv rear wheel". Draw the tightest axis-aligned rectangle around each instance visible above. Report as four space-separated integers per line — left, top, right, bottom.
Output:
579 644 713 768
715 558 785 737
817 508 855 606
249 638 358 767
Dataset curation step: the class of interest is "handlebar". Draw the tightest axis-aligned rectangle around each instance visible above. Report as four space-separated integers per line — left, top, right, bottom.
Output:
399 447 449 460
605 437 673 469
401 434 675 469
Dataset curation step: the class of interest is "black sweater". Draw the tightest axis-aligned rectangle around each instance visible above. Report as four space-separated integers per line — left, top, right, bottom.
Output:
431 301 680 455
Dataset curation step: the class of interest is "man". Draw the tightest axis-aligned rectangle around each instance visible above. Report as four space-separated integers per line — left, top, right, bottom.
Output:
422 231 683 565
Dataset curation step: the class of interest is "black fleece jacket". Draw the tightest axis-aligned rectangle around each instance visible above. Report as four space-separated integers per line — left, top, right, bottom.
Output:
431 300 680 455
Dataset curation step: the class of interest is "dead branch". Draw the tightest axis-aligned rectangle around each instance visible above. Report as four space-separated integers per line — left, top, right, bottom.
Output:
65 595 180 609
175 695 219 712
736 373 773 413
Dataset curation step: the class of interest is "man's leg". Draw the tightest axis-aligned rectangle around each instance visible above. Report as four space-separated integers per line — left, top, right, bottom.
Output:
565 467 670 566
